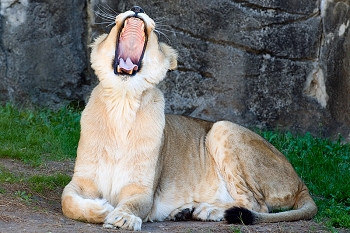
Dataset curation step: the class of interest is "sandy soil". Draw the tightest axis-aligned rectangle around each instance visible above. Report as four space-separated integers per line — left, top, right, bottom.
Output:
0 158 347 233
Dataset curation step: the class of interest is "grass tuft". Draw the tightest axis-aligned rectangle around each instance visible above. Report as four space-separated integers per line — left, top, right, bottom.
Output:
28 173 71 193
0 165 21 183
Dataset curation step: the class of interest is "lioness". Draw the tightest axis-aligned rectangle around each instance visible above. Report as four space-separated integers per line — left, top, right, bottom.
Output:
62 6 317 231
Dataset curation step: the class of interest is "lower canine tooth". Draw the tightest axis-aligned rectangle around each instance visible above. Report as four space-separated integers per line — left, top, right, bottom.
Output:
117 66 122 73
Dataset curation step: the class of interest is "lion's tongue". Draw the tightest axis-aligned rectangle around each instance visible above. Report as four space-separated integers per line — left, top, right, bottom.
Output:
117 18 145 74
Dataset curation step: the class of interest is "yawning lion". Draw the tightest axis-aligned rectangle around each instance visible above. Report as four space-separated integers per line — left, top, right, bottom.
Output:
61 6 317 231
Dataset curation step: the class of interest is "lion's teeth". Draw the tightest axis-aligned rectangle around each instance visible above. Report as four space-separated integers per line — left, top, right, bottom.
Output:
117 66 122 73
117 65 134 75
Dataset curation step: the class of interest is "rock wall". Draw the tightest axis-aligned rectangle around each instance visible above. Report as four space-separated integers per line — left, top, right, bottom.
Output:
321 0 350 138
0 0 89 108
0 0 349 139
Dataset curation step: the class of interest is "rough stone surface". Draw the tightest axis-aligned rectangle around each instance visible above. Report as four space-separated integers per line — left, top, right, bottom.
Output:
0 0 349 139
0 0 88 108
320 1 350 138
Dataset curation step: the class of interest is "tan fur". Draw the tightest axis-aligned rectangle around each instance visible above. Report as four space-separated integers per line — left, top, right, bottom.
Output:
62 9 317 231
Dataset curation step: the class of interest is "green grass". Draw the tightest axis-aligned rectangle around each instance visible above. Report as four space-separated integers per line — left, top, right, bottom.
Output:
0 165 21 183
0 165 71 203
28 173 71 193
0 103 80 166
0 103 349 229
260 130 350 229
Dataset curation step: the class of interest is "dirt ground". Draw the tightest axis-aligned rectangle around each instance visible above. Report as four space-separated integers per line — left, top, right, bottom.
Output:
0 158 347 233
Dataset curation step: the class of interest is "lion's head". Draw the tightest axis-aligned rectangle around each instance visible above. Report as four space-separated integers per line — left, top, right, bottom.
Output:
90 6 177 89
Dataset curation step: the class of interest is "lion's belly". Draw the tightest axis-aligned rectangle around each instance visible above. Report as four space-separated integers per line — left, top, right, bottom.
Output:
146 165 234 221
144 115 235 221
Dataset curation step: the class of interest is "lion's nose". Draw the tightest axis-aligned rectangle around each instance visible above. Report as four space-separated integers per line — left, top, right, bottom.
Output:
130 6 145 15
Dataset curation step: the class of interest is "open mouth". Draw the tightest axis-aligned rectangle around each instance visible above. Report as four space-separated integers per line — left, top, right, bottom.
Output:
114 17 147 75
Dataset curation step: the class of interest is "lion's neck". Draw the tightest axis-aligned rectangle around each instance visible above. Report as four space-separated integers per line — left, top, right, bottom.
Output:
96 81 151 140
104 89 140 125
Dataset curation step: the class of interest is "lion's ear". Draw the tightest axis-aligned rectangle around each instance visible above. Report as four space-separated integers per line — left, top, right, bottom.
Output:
160 43 178 70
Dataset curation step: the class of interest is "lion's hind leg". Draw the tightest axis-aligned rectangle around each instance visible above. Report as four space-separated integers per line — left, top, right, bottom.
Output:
205 121 269 213
192 202 234 222
62 179 114 223
167 202 234 222
206 121 317 224
167 204 194 221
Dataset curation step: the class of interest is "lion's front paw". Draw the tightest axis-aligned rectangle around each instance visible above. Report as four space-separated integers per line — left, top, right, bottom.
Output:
192 203 224 222
104 210 142 231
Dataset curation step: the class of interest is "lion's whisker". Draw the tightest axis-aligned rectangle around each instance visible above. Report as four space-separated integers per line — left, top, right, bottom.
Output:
94 11 116 21
105 22 116 28
156 27 176 33
154 29 171 43
94 20 114 24
96 4 119 16
94 21 116 28
102 4 119 15
155 24 173 30
94 4 117 22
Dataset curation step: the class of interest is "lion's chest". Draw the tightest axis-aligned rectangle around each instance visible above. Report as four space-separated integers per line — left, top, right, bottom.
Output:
95 152 135 206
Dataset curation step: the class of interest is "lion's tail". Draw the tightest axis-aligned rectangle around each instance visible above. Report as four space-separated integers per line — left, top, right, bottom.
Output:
224 189 317 224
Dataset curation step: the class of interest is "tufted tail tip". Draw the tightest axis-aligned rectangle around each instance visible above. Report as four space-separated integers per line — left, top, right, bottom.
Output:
224 207 255 225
